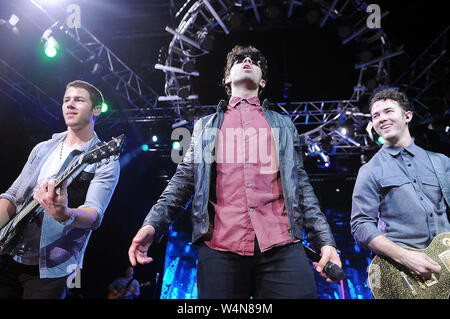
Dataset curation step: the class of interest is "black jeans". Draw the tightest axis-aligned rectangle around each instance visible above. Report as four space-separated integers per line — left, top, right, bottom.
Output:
0 255 67 299
197 241 317 299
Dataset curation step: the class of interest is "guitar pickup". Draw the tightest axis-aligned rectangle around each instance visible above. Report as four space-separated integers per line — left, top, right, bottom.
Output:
424 274 438 287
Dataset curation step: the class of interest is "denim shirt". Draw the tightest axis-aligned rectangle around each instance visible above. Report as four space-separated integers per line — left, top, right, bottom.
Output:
0 131 120 278
351 141 450 249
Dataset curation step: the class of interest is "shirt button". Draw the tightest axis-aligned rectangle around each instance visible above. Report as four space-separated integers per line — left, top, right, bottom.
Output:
430 213 433 217
249 208 254 212
245 139 249 143
413 179 416 183
407 163 412 167
244 122 249 126
247 183 253 188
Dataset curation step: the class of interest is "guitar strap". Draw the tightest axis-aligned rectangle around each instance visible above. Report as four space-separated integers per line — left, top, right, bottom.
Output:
426 151 450 212
125 277 134 290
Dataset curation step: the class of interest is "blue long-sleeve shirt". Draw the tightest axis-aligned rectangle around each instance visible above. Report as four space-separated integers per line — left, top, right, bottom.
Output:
351 141 449 249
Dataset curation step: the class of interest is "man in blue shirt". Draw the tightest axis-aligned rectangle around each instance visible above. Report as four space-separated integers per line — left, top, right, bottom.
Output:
108 266 140 299
0 80 120 298
351 89 449 279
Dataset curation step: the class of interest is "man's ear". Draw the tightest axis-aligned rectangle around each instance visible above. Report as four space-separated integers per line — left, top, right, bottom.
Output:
259 79 266 88
93 104 101 117
405 111 413 123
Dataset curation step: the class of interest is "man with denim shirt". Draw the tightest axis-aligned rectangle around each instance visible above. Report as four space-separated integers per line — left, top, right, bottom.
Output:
129 45 341 299
0 80 120 298
351 89 449 279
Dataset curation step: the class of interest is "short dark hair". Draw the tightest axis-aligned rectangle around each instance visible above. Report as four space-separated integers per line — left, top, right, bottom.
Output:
222 45 268 97
66 80 104 109
369 89 412 113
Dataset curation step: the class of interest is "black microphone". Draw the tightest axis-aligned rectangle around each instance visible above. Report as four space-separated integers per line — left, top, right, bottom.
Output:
303 245 345 282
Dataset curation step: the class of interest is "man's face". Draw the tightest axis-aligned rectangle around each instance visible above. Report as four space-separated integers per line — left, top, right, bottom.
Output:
225 56 265 90
62 86 100 129
371 99 412 143
125 267 134 277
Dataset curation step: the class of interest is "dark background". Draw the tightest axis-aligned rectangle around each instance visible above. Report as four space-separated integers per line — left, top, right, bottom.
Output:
0 0 448 299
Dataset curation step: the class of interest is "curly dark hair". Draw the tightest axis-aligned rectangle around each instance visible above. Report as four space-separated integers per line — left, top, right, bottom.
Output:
222 45 268 97
369 89 412 113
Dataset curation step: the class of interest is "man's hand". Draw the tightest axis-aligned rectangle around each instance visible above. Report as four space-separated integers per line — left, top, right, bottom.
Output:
33 179 71 222
399 250 441 279
128 225 156 266
368 235 441 280
313 245 342 282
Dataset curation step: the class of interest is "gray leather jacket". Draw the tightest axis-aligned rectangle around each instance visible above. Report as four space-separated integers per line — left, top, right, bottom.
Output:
143 100 336 250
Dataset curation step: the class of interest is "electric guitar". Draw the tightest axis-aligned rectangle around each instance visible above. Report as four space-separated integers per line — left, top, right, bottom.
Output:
367 232 450 299
0 134 126 255
107 281 150 299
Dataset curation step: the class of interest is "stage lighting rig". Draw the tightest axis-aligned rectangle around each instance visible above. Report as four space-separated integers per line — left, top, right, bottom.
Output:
0 14 20 36
41 23 61 58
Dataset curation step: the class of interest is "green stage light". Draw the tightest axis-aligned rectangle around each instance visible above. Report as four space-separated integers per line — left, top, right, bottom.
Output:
101 102 108 113
44 37 59 58
377 136 385 145
172 141 181 150
141 144 149 151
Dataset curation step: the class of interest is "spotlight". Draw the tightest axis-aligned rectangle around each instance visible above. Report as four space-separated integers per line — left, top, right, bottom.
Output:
44 38 59 58
172 141 181 150
182 60 196 73
142 144 149 151
377 136 385 145
0 14 20 36
8 14 19 27
41 27 60 58
101 102 109 113
177 86 190 99
152 135 158 142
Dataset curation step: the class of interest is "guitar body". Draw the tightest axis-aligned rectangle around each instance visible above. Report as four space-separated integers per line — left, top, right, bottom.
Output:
107 290 126 299
368 232 450 299
0 201 43 255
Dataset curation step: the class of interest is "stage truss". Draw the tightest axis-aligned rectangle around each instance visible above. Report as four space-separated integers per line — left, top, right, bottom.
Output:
2 0 448 160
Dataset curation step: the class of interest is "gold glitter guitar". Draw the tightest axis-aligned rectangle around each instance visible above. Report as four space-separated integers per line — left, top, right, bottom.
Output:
367 232 450 299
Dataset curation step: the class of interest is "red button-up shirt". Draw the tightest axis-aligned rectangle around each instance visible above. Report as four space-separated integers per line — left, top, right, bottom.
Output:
204 96 294 255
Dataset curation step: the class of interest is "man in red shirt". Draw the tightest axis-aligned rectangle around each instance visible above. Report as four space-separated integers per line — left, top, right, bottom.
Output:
129 45 341 298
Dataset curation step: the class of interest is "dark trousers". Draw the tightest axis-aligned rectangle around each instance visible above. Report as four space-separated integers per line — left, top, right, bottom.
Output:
197 241 317 299
0 255 67 299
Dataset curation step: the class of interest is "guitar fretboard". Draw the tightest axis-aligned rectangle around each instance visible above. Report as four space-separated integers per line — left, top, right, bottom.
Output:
12 155 84 227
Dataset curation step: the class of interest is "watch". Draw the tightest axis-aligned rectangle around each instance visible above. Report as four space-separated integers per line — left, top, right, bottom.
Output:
59 209 76 226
